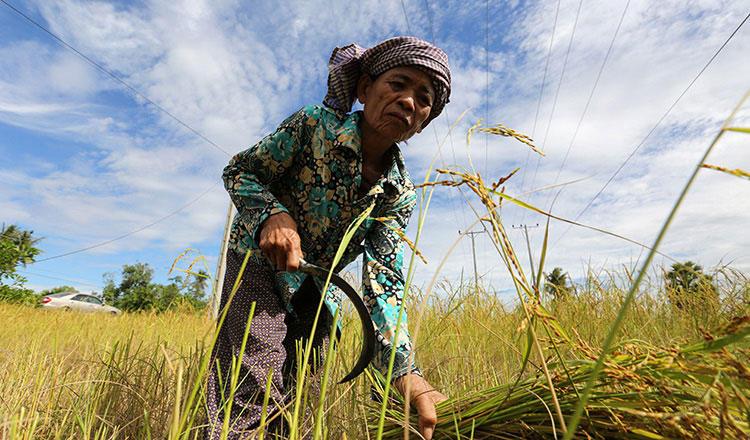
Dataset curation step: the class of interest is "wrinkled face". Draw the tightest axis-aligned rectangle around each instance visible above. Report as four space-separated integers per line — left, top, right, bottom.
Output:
357 66 435 144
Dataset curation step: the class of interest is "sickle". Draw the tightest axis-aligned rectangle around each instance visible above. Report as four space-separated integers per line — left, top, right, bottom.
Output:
298 258 375 384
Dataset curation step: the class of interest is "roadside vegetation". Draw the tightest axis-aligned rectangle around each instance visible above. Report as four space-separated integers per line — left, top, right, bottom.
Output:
0 226 210 312
0 223 43 306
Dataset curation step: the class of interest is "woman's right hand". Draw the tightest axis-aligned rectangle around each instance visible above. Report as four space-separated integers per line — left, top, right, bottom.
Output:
259 212 302 272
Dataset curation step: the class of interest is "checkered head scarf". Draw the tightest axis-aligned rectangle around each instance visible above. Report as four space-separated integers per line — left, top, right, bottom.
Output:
323 36 451 124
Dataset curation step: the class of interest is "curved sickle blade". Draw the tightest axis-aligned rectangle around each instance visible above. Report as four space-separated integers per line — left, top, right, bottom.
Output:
298 258 375 383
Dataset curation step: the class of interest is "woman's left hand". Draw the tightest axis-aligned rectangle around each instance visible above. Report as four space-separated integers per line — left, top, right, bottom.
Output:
394 374 447 440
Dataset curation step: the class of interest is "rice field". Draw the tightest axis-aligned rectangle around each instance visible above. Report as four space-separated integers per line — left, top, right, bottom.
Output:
1 267 748 439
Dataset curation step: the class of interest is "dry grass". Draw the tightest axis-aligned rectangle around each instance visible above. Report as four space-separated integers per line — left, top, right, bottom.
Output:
0 306 211 439
0 267 748 439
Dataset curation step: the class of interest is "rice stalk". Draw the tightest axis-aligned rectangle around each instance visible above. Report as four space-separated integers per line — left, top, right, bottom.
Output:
372 90 750 439
369 316 750 439
562 89 750 439
700 163 750 181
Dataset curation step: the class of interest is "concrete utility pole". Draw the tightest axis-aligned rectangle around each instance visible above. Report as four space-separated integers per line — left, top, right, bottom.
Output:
212 202 235 319
512 224 539 286
459 230 485 290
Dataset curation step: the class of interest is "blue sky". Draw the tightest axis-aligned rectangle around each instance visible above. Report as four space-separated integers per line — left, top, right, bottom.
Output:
2 0 749 303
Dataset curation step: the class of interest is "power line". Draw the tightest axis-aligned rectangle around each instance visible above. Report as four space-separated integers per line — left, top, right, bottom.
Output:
32 182 221 263
415 0 460 168
2 0 234 263
485 0 490 177
555 9 750 245
400 0 412 34
515 0 561 227
527 0 584 194
19 270 102 289
419 0 472 256
0 0 231 158
423 0 436 43
521 0 582 246
546 0 630 208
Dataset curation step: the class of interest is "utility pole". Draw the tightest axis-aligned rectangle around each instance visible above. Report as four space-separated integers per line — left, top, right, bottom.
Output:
212 202 235 319
459 230 485 290
512 224 539 286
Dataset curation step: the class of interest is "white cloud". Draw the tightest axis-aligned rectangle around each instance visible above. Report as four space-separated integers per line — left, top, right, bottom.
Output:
398 0 750 292
1 0 748 296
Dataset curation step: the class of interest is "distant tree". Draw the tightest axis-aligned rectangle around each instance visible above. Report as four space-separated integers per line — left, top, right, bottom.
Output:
1 224 43 265
157 276 184 311
665 261 718 310
0 224 43 305
103 262 159 312
39 286 80 296
545 267 572 300
183 269 209 307
158 269 209 311
104 263 208 312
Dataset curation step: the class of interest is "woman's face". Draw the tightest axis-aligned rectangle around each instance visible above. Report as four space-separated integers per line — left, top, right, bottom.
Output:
357 66 435 144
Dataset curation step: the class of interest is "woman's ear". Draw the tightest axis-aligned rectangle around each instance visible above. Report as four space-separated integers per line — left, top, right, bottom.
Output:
357 74 373 104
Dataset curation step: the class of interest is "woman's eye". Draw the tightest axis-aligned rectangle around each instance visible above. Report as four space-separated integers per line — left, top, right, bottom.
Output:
419 95 433 107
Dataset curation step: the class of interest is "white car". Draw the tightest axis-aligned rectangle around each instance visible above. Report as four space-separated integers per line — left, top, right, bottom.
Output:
40 292 121 315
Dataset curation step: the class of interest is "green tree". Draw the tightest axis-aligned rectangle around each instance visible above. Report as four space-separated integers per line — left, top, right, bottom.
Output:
157 270 209 311
157 276 184 311
665 261 718 310
103 263 208 312
544 267 572 300
39 285 80 296
0 224 43 305
103 262 159 312
183 269 209 308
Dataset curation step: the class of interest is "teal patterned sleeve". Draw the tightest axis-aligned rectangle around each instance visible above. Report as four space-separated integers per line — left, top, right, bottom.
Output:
222 108 310 242
362 186 421 380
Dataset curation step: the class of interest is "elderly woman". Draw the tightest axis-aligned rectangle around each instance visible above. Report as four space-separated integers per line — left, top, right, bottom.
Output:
207 36 451 439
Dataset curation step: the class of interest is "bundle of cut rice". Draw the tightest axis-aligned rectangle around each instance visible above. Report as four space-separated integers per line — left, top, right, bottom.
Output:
368 317 750 439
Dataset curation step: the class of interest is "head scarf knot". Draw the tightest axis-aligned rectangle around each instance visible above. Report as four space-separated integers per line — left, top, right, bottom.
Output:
323 36 451 124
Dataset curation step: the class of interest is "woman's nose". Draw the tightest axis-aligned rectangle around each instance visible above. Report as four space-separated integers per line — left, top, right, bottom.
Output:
397 92 416 111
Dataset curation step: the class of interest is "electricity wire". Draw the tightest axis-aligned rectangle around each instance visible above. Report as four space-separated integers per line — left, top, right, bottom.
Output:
518 0 583 250
485 0 490 178
514 0 561 226
2 0 234 264
420 0 473 262
527 0 584 195
0 0 232 158
554 9 750 245
19 270 102 289
546 1 630 205
423 0 436 42
33 182 221 263
484 0 491 262
400 0 412 34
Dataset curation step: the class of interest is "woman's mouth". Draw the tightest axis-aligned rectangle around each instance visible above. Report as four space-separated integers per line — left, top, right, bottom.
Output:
386 113 409 127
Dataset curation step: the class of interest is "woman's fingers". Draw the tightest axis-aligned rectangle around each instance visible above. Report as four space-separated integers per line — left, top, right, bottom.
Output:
394 375 447 440
259 212 302 272
284 240 301 273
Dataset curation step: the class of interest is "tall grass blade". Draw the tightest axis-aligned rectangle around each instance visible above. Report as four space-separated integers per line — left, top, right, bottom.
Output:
562 90 750 440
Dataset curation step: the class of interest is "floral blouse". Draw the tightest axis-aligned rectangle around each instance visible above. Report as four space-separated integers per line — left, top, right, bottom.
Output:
223 104 420 379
